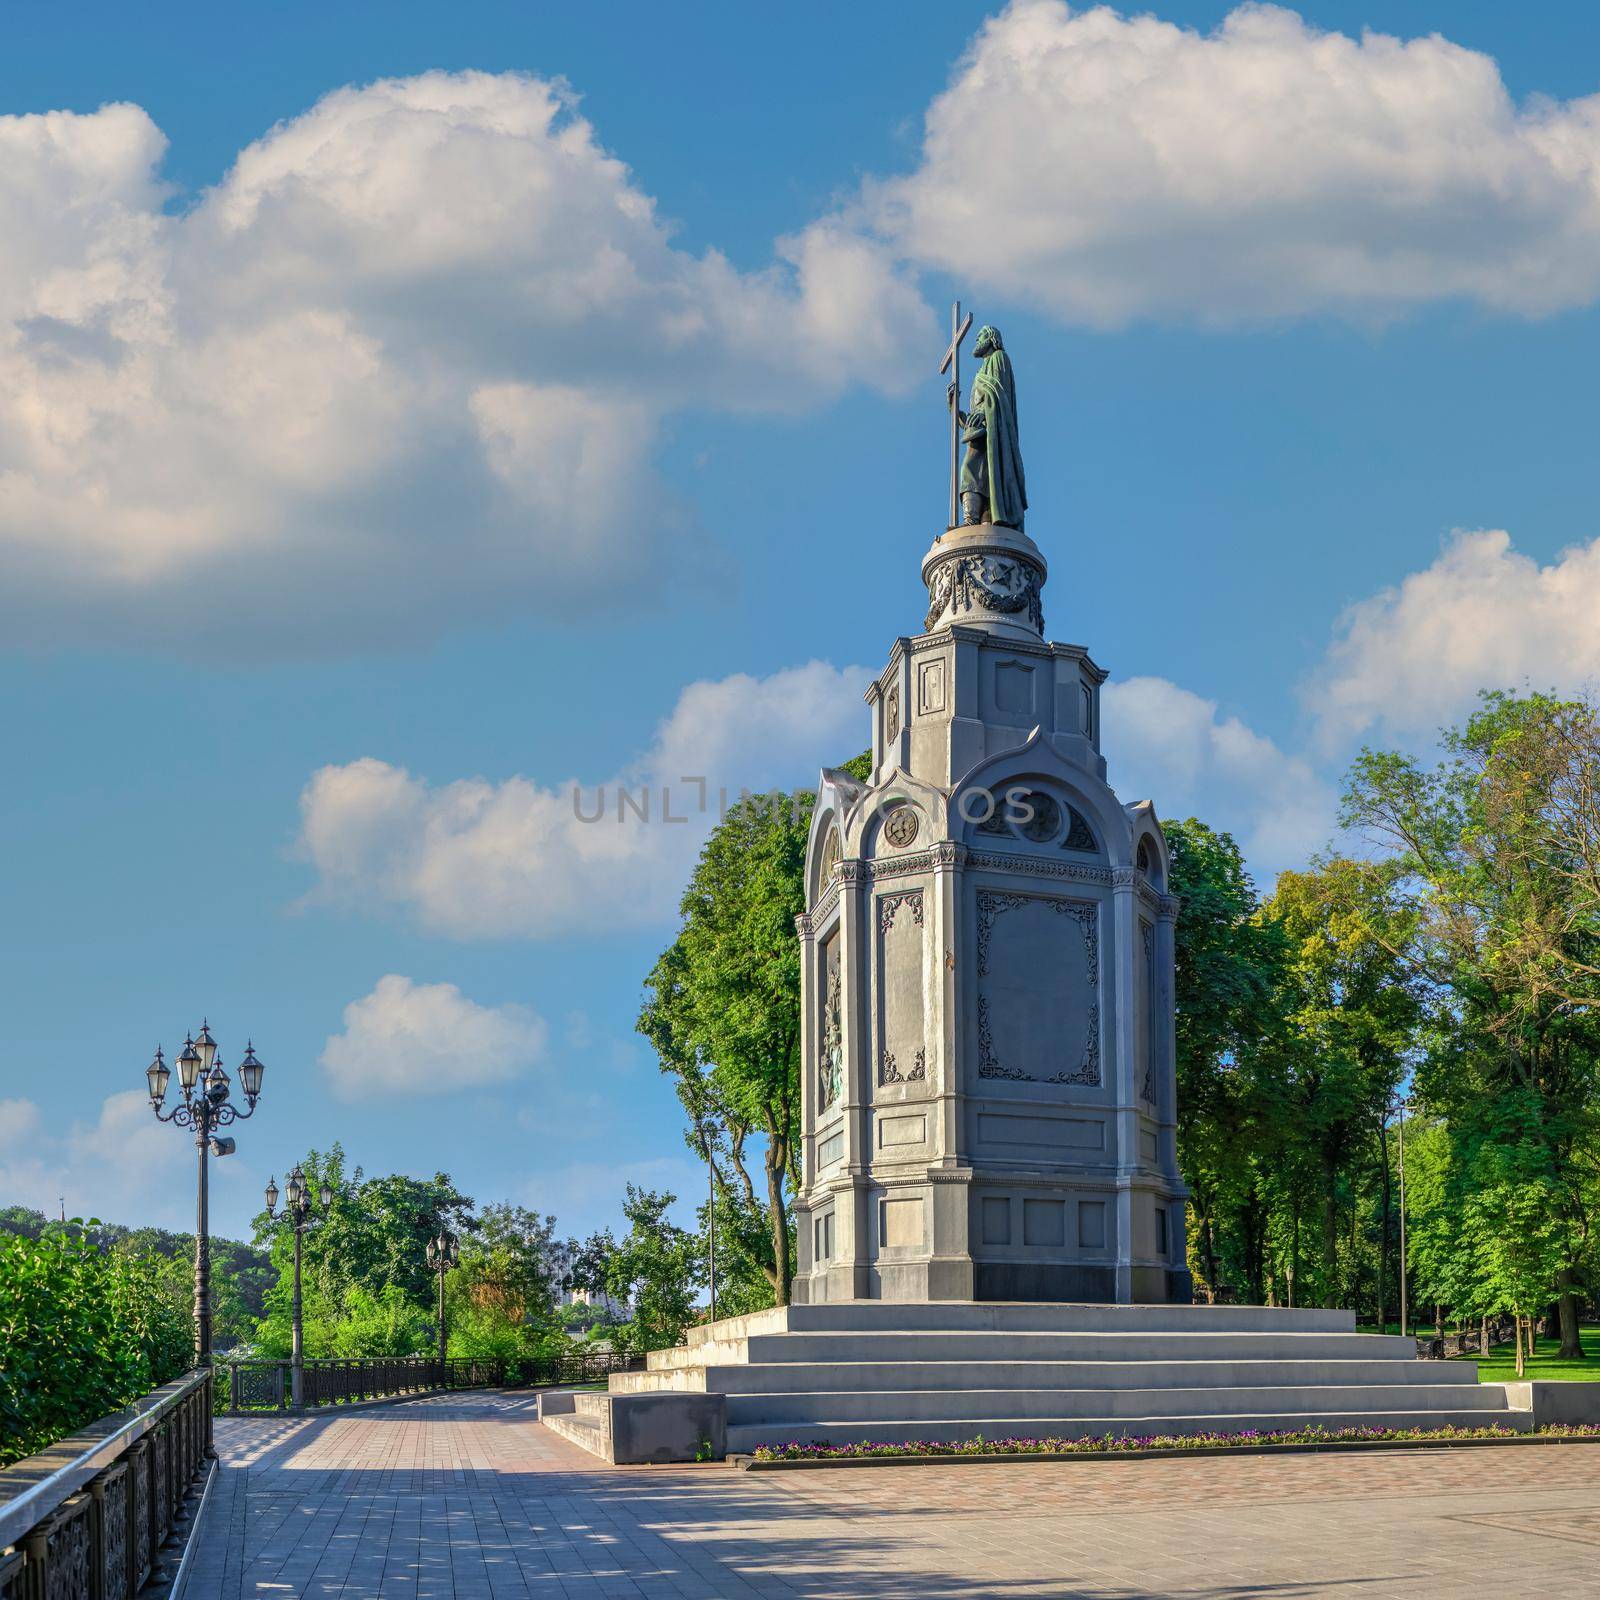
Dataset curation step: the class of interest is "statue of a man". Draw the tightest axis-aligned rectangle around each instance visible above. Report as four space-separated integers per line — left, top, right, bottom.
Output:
949 325 1026 531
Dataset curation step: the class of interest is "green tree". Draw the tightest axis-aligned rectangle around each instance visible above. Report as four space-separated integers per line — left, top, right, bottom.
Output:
443 1204 572 1361
251 1145 474 1359
640 791 810 1305
591 1187 703 1353
1345 690 1600 1357
1264 859 1422 1311
1164 818 1288 1300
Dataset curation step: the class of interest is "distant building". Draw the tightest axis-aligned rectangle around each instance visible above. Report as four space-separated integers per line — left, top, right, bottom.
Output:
569 1285 627 1318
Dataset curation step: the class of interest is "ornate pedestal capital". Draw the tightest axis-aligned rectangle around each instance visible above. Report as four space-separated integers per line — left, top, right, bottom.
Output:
920 524 1047 640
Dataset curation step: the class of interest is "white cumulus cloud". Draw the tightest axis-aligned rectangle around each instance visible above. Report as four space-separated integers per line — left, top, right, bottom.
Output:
0 1089 262 1233
1103 675 1337 880
866 0 1600 326
1309 528 1600 748
0 73 930 650
296 658 871 938
320 975 547 1101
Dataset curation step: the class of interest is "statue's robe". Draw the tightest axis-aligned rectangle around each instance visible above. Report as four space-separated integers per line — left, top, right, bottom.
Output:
960 347 1027 531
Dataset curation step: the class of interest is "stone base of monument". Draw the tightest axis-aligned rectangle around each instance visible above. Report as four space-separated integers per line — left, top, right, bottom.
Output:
539 1302 1534 1463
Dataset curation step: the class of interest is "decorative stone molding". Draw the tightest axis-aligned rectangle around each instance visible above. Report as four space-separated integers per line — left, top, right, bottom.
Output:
868 850 934 884
839 860 867 884
924 549 1045 635
967 850 1113 887
882 805 920 848
794 912 814 939
878 889 925 933
819 827 840 884
1064 806 1098 853
879 1046 927 1086
810 883 840 927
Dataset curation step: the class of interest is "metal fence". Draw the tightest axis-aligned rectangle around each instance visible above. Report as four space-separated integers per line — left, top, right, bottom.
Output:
1415 1316 1518 1360
0 1369 211 1600
217 1351 642 1414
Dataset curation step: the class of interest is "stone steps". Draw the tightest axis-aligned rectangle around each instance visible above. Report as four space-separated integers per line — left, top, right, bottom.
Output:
616 1358 1481 1395
723 1406 1531 1453
719 1382 1505 1427
648 1329 1419 1370
539 1302 1529 1464
683 1302 1355 1342
539 1390 611 1455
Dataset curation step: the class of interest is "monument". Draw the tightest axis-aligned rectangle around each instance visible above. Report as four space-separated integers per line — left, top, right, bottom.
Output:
541 310 1527 1459
792 305 1189 1305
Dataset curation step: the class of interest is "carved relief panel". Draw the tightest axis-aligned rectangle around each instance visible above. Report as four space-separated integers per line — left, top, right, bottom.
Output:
876 889 927 1088
818 933 842 1113
975 888 1100 1086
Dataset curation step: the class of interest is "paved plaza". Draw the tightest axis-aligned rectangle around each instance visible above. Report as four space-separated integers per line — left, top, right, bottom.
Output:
188 1390 1600 1598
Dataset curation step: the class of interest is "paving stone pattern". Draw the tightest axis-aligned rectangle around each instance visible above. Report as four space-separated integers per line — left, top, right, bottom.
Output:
187 1390 1600 1597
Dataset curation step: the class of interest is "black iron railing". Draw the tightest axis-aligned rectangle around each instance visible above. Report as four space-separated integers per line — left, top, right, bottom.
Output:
0 1370 211 1599
217 1351 641 1413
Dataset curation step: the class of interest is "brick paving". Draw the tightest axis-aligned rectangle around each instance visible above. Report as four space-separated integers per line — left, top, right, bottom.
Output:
186 1390 1600 1597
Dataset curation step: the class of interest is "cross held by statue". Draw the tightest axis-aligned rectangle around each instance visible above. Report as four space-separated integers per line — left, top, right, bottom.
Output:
940 301 973 531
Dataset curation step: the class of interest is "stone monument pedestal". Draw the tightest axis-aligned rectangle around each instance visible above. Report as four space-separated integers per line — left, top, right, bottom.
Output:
792 519 1189 1306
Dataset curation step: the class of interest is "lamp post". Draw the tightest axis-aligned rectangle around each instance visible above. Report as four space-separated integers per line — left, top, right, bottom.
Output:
145 1022 265 1456
425 1231 458 1370
265 1164 332 1409
1396 1097 1411 1341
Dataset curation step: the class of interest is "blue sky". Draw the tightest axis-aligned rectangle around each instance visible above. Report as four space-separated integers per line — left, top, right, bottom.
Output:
4 1 1600 1240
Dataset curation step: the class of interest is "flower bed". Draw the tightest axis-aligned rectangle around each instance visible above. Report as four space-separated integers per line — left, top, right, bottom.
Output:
750 1422 1600 1463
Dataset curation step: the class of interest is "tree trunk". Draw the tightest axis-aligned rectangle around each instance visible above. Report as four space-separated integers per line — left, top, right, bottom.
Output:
1321 1155 1339 1309
1557 1269 1585 1361
1376 1124 1392 1333
1514 1315 1527 1378
1289 1202 1300 1309
765 1139 791 1306
1196 1203 1220 1302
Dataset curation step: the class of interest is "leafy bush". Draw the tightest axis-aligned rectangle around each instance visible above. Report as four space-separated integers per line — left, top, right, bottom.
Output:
0 1223 193 1467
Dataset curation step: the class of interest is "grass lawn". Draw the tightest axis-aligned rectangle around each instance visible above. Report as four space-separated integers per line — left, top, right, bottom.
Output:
1452 1324 1600 1383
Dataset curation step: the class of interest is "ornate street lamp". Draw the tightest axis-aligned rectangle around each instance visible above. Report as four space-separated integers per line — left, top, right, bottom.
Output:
145 1021 264 1457
424 1231 459 1368
265 1162 332 1409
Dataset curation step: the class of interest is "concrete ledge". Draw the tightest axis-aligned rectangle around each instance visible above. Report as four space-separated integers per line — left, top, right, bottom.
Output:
610 1392 726 1465
741 1431 1600 1470
1502 1381 1600 1426
539 1389 726 1464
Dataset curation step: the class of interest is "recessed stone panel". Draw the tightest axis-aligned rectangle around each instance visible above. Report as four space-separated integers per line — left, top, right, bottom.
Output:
880 1197 924 1249
976 1112 1105 1151
878 1113 926 1148
980 1196 1012 1245
1023 1199 1065 1247
1078 1200 1107 1249
976 891 1100 1087
877 889 927 1088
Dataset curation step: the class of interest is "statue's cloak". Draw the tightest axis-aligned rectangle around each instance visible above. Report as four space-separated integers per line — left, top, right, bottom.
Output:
969 344 1026 530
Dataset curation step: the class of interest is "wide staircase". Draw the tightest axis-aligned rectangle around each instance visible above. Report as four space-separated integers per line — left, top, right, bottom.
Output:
539 1301 1526 1462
